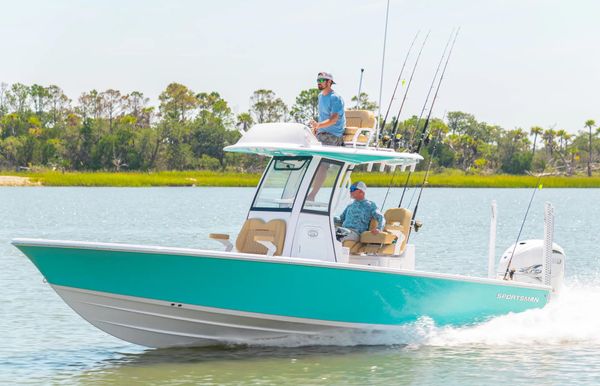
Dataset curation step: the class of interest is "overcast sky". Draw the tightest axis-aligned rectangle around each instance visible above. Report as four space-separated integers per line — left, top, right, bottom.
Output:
1 0 599 133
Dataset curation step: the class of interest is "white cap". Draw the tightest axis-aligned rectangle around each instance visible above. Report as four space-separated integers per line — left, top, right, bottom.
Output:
317 72 335 84
351 181 367 192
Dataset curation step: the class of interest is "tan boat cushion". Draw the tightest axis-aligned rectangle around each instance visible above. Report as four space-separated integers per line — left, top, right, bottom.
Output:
343 133 369 143
349 208 413 256
383 208 412 252
345 110 376 128
360 231 396 244
235 218 286 256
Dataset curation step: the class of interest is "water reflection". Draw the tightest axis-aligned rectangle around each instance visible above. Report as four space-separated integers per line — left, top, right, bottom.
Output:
76 345 417 385
71 343 600 385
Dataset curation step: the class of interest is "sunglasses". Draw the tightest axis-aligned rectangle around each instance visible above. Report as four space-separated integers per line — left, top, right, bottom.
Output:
317 78 328 83
350 186 358 192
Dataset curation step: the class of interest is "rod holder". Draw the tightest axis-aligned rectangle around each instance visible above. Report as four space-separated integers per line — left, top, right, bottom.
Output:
487 200 497 278
542 202 554 286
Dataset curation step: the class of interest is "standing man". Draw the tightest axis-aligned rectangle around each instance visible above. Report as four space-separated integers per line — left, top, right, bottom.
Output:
310 72 346 146
337 181 383 242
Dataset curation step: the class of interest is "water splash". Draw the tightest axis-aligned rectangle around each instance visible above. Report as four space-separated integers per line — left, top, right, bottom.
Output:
250 281 600 348
425 281 600 347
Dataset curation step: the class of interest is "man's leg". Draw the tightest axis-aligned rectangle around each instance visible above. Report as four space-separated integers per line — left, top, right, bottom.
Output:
317 132 343 146
338 228 360 243
306 162 329 201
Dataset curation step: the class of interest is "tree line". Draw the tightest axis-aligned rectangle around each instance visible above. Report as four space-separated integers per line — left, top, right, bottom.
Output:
0 81 598 175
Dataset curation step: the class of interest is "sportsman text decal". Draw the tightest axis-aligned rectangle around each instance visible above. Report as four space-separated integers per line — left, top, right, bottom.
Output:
496 293 540 303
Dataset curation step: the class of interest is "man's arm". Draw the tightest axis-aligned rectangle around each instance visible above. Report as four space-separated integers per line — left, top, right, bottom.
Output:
311 113 339 132
339 205 348 224
371 204 384 233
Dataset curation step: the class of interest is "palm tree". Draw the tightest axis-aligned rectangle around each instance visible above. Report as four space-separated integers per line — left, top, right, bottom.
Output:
584 119 596 176
530 126 543 155
542 129 556 156
556 129 568 151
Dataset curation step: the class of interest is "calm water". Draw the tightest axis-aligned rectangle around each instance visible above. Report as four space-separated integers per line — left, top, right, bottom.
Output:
1 187 600 385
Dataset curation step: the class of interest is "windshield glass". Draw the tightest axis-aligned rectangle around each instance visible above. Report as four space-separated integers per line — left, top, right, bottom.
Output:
303 160 343 214
252 157 310 210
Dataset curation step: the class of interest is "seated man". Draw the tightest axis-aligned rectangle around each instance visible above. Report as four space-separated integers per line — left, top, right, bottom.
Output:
337 181 383 242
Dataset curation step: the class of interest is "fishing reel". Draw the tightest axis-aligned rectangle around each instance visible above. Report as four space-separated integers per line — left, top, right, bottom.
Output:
412 220 423 232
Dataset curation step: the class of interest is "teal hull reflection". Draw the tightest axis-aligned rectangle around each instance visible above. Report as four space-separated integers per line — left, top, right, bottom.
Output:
14 240 550 327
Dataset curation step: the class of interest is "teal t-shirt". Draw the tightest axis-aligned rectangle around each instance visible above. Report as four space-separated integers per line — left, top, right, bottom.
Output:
318 90 346 137
340 199 384 234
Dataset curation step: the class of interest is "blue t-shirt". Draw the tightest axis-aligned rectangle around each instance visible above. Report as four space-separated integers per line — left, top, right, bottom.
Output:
340 199 384 234
318 90 346 137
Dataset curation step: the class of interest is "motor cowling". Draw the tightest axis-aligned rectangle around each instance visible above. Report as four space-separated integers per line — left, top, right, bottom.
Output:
497 239 565 292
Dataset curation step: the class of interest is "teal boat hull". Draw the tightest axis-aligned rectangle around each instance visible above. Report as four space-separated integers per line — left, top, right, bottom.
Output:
13 239 551 347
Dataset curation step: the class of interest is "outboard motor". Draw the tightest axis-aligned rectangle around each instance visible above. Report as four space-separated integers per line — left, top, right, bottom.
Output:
497 239 565 292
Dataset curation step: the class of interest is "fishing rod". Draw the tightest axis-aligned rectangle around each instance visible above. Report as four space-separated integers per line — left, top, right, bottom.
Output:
502 174 545 280
375 0 391 144
397 29 458 208
405 129 444 244
380 31 420 135
413 28 460 154
387 31 430 148
404 30 454 152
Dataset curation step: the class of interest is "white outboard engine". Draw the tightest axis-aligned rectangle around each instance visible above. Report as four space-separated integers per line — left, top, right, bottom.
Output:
497 239 566 292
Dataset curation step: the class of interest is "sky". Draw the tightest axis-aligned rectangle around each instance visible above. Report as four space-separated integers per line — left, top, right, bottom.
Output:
1 0 599 133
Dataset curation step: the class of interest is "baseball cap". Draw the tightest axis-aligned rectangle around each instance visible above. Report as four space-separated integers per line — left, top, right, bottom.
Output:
350 181 367 192
317 72 335 84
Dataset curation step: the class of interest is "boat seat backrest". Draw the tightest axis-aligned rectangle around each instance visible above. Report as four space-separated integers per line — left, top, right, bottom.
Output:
345 110 376 129
383 207 412 252
344 110 376 146
352 208 413 256
236 218 286 256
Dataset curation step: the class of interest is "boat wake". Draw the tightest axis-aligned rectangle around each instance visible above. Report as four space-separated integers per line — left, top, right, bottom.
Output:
252 280 600 348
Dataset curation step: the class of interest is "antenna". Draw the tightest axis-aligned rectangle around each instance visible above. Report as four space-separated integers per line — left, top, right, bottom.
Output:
356 68 365 109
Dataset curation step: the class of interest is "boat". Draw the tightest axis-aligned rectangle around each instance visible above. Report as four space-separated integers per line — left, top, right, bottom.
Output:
12 114 566 348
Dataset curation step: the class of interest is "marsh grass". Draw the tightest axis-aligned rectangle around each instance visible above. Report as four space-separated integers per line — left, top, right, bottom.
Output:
353 170 600 188
26 171 262 187
17 169 600 188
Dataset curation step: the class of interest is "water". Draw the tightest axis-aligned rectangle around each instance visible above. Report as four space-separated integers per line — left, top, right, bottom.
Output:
1 187 600 385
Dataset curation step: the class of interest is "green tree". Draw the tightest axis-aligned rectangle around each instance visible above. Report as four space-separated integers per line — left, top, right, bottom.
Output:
30 84 51 116
0 83 8 117
78 90 104 119
159 83 198 122
542 129 556 156
290 88 319 123
350 92 377 111
101 89 124 132
47 85 71 126
250 89 287 123
530 126 543 155
584 119 596 176
236 112 254 132
498 128 532 174
6 83 31 114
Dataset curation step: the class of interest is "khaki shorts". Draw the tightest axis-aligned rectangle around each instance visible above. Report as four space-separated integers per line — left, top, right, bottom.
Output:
317 132 343 146
336 227 360 242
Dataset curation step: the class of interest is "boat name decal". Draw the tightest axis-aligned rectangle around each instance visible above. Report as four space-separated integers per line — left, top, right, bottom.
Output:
496 293 540 303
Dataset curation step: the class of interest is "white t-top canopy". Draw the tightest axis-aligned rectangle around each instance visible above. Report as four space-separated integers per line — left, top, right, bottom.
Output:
225 123 423 166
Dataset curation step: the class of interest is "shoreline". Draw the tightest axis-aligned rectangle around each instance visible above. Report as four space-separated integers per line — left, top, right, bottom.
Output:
2 171 600 188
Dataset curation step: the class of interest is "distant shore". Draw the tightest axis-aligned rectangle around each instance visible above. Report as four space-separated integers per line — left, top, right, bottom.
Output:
2 170 600 188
